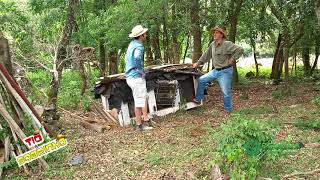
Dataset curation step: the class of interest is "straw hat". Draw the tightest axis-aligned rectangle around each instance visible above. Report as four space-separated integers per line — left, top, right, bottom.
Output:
129 25 148 38
211 26 227 38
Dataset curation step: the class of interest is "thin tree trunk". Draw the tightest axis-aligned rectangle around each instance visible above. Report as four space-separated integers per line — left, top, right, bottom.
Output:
291 48 296 76
145 37 154 66
311 41 320 74
183 35 190 63
108 51 118 75
316 0 320 26
116 49 121 70
98 36 107 76
151 21 162 64
79 64 87 96
191 0 202 63
294 52 297 76
283 35 290 84
249 33 259 77
45 0 77 123
94 0 107 76
172 3 180 64
302 45 311 76
162 14 170 64
253 47 259 77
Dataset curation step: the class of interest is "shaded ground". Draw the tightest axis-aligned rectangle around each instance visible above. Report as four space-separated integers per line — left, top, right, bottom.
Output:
3 81 320 179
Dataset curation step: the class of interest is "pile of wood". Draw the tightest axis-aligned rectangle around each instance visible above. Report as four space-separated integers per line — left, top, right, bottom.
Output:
60 101 119 132
0 63 53 177
81 102 118 132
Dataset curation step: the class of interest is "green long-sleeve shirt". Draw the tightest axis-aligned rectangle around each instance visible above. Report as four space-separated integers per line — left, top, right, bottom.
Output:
197 40 244 68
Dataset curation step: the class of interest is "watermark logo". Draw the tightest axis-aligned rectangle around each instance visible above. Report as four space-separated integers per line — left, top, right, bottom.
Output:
23 133 44 149
16 133 67 167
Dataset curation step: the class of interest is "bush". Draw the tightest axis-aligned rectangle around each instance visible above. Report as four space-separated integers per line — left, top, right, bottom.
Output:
312 96 320 106
211 115 283 179
294 119 320 130
26 70 51 104
27 68 100 109
272 86 296 99
314 81 320 91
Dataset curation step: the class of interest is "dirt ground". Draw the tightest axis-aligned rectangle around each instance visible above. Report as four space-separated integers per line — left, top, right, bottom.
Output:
3 81 320 179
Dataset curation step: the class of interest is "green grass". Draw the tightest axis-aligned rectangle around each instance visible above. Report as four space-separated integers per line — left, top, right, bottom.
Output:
235 105 274 115
272 86 297 99
238 66 272 79
44 167 75 179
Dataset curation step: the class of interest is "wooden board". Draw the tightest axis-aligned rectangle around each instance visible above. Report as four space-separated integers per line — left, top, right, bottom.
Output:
80 120 109 133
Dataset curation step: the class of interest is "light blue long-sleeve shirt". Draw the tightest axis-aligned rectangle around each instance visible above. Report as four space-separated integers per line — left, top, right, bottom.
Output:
125 40 145 78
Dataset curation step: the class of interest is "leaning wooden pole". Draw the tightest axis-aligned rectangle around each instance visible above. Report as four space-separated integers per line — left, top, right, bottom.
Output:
0 103 49 170
0 64 54 136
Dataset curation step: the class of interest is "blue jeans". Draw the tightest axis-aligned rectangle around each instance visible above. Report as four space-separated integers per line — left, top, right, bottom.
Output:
195 67 233 112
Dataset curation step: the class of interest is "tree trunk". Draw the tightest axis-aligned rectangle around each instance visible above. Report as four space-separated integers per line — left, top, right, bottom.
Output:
0 34 13 76
183 35 190 63
228 0 243 43
45 0 77 123
311 40 320 74
191 0 202 63
98 36 107 76
302 45 311 76
151 21 162 64
283 33 290 84
274 44 285 81
249 32 258 77
145 37 154 66
78 57 87 96
227 0 243 85
271 34 282 79
291 48 297 76
316 0 320 26
94 0 107 76
172 3 180 64
108 51 118 75
162 14 170 64
253 47 259 77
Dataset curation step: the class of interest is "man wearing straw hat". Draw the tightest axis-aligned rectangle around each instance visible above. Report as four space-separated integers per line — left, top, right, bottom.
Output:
125 25 153 131
192 26 243 113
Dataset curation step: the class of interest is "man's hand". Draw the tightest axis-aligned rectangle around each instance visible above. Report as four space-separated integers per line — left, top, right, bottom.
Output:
228 59 235 65
193 63 200 68
141 72 146 79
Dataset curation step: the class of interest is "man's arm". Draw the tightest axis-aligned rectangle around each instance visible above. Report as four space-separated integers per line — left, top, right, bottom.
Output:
196 43 213 66
226 42 244 65
133 48 145 76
